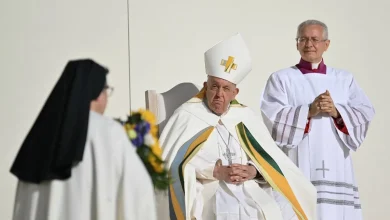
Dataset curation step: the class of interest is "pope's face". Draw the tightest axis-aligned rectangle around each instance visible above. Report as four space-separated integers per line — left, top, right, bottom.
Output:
204 76 239 115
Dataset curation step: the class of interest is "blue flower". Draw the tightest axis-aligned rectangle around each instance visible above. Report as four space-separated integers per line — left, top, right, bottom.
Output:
129 121 151 147
131 135 144 147
135 121 151 136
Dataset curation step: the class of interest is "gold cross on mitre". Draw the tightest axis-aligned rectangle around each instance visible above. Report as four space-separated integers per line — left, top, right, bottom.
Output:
220 56 237 73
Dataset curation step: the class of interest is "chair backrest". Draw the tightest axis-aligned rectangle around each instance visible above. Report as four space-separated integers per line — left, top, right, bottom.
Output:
145 82 201 136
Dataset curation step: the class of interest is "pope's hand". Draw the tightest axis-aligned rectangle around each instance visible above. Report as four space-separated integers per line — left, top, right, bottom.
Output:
213 163 234 183
229 164 257 184
213 162 257 185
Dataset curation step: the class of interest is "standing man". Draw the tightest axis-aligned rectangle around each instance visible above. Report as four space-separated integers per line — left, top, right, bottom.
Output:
10 59 156 220
260 20 375 220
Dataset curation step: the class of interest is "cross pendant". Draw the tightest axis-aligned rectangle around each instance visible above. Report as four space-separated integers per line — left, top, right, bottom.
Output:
225 147 234 165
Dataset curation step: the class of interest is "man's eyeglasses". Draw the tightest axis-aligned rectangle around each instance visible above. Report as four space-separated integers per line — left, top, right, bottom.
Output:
104 85 114 96
296 37 327 45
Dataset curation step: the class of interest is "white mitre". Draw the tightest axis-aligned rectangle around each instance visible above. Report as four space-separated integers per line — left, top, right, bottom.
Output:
204 33 252 85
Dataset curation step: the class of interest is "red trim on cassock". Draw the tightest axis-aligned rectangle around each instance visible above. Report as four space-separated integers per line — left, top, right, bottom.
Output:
333 117 349 135
304 118 349 135
304 119 311 133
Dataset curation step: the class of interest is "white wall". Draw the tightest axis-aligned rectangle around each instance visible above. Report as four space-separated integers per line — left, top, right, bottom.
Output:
0 0 129 219
129 0 389 219
1 0 388 219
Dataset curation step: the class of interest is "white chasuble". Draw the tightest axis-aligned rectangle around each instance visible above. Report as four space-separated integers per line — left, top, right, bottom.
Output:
188 122 267 220
260 66 375 220
159 89 317 220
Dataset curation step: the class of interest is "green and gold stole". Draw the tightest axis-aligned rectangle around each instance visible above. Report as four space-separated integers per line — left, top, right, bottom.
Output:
169 89 308 220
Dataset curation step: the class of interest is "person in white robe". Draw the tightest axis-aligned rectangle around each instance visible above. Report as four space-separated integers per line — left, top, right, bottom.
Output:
158 33 317 220
10 59 157 220
260 20 375 220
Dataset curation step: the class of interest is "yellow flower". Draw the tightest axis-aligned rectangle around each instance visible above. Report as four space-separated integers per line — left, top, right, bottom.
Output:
149 154 164 173
151 142 162 157
148 142 164 173
126 109 165 173
150 125 158 137
140 109 157 125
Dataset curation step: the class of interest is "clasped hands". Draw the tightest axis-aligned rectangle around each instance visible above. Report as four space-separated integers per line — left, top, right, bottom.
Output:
213 160 257 185
309 90 339 118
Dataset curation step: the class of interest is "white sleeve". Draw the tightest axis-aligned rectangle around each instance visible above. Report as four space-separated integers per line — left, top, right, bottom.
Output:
335 76 375 151
190 180 205 219
260 74 309 149
187 154 218 219
247 160 268 184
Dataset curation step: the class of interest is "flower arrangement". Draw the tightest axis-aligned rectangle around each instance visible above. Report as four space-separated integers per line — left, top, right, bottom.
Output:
116 109 170 190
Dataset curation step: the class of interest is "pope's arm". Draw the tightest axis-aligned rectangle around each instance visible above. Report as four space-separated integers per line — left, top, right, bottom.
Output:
160 108 258 182
159 108 216 219
247 161 268 184
160 107 219 180
160 108 207 168
242 109 274 185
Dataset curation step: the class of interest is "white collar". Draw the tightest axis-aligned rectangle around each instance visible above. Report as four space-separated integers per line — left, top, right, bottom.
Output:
311 58 323 69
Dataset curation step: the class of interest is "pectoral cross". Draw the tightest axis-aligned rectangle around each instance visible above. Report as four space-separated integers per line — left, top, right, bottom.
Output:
316 160 330 178
220 56 237 73
224 147 235 165
216 123 235 165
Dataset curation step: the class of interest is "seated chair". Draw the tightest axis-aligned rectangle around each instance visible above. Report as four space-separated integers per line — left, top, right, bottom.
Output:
145 82 201 220
145 82 201 136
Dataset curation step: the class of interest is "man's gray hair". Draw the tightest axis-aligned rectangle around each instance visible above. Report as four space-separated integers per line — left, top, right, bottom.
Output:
296 19 329 40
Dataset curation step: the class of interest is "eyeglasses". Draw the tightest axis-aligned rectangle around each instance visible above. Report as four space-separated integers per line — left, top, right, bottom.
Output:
296 37 327 45
104 85 114 96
